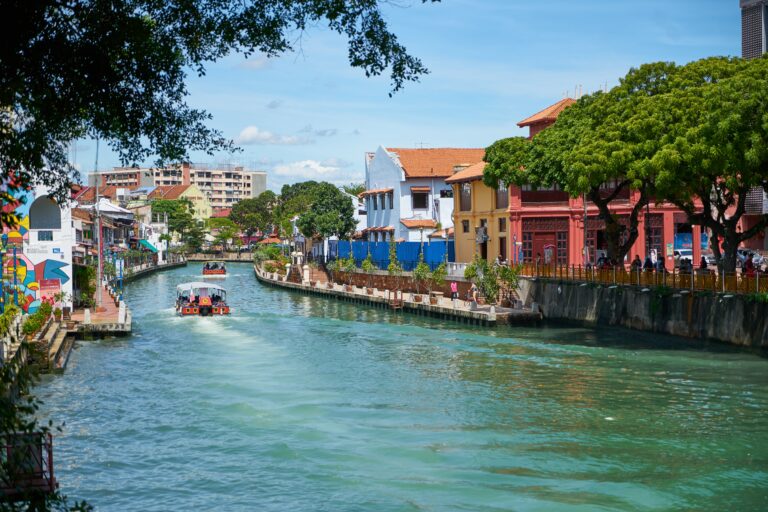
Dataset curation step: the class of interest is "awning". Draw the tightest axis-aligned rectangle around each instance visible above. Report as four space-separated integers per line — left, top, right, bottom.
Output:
139 239 158 253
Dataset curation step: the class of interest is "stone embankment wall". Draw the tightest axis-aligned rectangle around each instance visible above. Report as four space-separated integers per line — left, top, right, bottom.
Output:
517 278 768 347
331 270 473 297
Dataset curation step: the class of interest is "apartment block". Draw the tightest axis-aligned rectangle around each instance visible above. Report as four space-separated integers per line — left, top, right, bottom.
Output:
89 167 155 188
151 163 267 212
742 0 768 59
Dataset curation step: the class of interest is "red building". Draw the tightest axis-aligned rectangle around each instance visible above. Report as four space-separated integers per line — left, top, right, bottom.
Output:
508 98 704 269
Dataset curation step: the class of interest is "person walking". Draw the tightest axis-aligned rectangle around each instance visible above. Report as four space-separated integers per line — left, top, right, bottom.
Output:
450 281 459 307
631 255 642 272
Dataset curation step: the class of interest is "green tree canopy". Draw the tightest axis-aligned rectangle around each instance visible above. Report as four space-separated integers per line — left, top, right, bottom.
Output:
2 0 438 205
296 183 356 239
151 199 195 238
341 183 366 197
230 191 278 235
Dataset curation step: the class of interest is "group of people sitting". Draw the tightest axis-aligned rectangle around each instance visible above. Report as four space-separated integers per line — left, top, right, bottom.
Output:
204 262 225 271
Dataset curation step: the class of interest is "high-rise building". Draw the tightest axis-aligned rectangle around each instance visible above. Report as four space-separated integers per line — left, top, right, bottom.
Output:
742 0 768 59
151 162 267 212
88 167 155 188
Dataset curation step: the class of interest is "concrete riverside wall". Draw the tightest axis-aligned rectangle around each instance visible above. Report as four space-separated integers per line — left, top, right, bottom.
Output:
332 270 473 297
517 278 768 347
122 260 187 284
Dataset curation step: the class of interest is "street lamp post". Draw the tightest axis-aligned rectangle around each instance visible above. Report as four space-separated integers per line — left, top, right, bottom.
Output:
0 233 7 313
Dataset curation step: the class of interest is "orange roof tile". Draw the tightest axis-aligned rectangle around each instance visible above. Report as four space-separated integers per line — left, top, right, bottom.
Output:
445 161 487 184
401 219 437 229
71 208 93 222
211 208 231 218
517 98 576 127
359 188 394 197
76 186 119 204
429 227 454 238
385 148 485 178
149 185 191 200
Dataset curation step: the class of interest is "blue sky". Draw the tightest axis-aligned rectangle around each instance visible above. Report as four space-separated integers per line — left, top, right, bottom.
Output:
75 0 740 191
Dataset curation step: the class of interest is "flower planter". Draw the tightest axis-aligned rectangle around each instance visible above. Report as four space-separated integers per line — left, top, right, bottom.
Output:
414 295 423 303
344 285 353 292
429 297 438 305
366 288 373 295
327 283 334 289
309 281 316 288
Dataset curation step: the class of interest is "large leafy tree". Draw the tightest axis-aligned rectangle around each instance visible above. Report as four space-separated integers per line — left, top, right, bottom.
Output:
483 58 758 265
151 199 196 240
296 183 356 240
230 191 278 236
644 56 768 272
1 0 439 204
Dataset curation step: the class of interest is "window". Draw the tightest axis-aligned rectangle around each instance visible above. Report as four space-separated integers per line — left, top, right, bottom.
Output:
556 231 568 265
499 237 507 261
38 230 53 241
380 194 386 210
460 183 472 211
388 192 393 209
522 232 533 262
440 189 453 198
371 196 377 211
498 217 507 233
496 184 509 210
462 220 470 233
412 192 428 210
29 196 61 230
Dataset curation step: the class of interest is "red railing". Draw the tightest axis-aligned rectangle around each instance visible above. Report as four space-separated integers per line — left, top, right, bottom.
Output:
521 263 768 295
1 433 57 501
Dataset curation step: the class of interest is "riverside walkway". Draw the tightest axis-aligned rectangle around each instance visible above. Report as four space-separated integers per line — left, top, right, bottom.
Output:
253 265 541 327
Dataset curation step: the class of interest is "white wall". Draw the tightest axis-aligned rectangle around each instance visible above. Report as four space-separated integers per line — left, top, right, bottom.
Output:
365 146 454 242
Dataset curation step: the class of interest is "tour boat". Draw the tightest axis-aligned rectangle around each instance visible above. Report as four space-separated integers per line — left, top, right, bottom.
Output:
202 261 227 277
176 282 231 316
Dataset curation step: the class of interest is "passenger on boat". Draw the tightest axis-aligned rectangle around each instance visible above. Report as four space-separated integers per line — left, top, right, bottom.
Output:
204 262 210 270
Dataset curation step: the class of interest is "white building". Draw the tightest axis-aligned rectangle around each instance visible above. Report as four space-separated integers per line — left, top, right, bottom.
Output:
363 147 485 242
5 186 76 312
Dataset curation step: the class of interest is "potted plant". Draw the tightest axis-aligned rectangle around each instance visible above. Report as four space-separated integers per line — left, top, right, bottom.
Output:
428 263 447 305
53 307 62 322
361 254 376 295
343 255 357 292
498 264 522 308
412 260 430 303
387 240 403 294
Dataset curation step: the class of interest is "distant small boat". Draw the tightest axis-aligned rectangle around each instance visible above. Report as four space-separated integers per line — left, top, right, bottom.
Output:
176 282 230 316
202 261 226 277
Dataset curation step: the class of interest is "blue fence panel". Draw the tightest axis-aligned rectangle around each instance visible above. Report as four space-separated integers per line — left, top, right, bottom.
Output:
448 241 455 263
372 242 390 270
337 240 351 260
351 241 369 264
396 242 421 271
423 241 447 270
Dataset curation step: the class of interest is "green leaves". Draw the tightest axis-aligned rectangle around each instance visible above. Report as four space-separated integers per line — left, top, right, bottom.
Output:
1 0 438 205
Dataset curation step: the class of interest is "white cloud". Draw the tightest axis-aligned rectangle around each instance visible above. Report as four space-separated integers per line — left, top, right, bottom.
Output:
240 56 269 70
273 160 341 178
269 159 363 190
235 126 312 145
298 124 337 137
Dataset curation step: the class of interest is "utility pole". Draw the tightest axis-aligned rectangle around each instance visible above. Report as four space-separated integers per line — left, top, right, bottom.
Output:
94 138 102 308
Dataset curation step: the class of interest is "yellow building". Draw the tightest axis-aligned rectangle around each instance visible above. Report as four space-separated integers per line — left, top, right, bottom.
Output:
445 162 510 264
150 184 213 221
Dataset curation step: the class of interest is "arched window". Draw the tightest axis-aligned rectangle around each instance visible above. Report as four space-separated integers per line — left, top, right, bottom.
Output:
29 196 61 230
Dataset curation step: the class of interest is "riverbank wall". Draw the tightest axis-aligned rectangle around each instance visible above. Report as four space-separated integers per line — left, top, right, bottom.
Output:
122 259 187 284
517 278 768 348
254 265 541 327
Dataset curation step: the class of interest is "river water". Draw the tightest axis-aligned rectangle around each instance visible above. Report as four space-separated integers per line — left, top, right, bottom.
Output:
35 263 768 511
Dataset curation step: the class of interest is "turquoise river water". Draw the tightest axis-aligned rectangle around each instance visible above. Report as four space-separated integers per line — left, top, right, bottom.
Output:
35 263 768 511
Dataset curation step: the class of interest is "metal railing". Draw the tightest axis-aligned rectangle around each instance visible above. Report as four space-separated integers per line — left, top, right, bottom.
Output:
521 263 768 295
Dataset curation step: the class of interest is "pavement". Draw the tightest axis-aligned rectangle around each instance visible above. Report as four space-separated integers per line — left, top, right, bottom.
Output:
71 286 121 324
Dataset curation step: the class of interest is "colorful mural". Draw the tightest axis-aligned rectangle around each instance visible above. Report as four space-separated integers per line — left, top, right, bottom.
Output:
1 189 71 313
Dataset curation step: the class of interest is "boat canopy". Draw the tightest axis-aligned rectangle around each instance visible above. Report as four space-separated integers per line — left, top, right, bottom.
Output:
176 282 227 298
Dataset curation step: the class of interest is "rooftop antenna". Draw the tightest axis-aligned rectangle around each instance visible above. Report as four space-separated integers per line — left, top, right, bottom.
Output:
415 142 430 149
